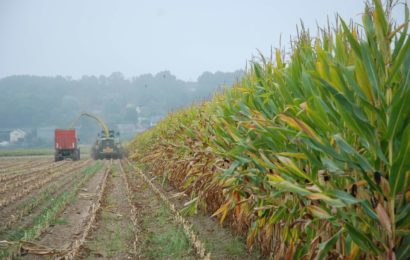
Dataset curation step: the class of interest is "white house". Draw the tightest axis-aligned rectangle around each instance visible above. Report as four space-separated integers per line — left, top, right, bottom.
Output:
10 129 26 143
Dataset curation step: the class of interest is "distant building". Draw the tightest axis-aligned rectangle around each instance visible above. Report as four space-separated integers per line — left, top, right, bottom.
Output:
10 129 26 143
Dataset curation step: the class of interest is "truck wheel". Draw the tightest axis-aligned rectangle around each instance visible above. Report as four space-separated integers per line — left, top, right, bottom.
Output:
75 150 80 161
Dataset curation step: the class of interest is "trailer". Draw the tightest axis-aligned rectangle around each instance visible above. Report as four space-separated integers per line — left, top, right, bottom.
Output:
54 129 80 161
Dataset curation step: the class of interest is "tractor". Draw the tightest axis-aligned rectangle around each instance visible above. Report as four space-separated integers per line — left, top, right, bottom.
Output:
91 129 124 160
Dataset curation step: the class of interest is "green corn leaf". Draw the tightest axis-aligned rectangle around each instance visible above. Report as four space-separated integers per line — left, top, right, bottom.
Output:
388 31 410 84
306 193 346 208
307 205 332 219
396 202 410 229
396 236 410 260
345 222 382 254
333 134 374 171
321 157 344 174
360 200 379 221
390 124 410 196
386 56 410 139
340 18 361 57
327 190 360 205
359 45 382 101
268 205 286 224
270 180 312 196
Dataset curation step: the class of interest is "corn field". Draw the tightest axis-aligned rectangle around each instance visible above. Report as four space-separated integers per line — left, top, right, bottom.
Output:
129 0 410 258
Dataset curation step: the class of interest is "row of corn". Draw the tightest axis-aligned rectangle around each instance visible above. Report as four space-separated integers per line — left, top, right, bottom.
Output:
129 1 410 258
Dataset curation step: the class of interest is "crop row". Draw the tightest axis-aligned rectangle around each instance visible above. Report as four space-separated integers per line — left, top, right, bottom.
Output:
0 161 68 192
0 158 27 169
129 161 210 259
0 160 91 209
0 159 49 174
118 160 140 254
0 161 104 258
62 162 111 259
0 161 94 233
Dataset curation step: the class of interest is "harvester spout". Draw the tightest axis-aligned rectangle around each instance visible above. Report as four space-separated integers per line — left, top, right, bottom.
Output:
69 112 110 138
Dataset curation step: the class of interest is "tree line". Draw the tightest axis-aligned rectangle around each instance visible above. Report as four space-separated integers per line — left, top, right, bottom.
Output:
0 70 242 129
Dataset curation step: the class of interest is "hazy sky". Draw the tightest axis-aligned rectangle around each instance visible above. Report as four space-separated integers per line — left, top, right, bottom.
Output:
0 0 385 80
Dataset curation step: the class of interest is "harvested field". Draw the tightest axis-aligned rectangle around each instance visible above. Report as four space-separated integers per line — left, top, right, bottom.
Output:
1 156 252 259
0 157 104 258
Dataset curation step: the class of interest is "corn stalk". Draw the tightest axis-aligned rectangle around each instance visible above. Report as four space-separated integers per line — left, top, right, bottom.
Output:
129 1 410 258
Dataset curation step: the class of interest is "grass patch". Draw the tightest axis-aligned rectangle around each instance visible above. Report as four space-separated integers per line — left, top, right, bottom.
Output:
0 145 91 157
204 235 249 257
141 205 192 259
51 218 69 225
86 211 134 258
0 148 54 157
85 171 134 259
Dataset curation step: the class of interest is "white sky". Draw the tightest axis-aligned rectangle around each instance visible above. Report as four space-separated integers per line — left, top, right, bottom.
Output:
0 0 401 81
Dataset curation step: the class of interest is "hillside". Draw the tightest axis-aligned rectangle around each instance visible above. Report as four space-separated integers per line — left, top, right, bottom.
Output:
0 71 241 127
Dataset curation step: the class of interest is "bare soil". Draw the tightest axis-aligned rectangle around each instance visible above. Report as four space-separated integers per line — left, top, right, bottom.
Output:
32 163 108 249
0 160 94 236
0 158 51 174
0 160 92 230
79 161 135 259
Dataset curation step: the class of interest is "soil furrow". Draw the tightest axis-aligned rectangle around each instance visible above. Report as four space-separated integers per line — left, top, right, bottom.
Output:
0 159 50 174
0 157 256 259
0 161 68 192
0 160 95 234
0 160 91 210
79 160 136 259
128 160 258 260
19 161 110 259
121 160 196 259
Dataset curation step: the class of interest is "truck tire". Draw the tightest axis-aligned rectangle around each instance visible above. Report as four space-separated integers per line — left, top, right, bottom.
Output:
71 150 78 161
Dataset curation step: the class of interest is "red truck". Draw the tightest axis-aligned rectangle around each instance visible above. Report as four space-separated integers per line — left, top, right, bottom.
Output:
54 129 80 161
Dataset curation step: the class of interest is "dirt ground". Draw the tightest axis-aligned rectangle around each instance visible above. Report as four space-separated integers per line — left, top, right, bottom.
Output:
20 162 108 259
134 163 259 260
79 161 135 259
0 159 89 231
1 157 259 259
33 164 107 248
122 161 196 259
